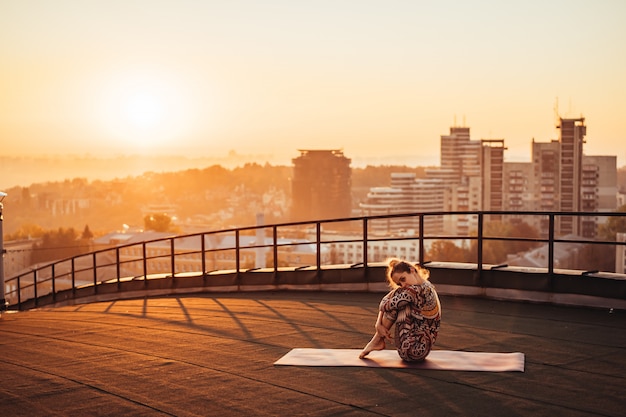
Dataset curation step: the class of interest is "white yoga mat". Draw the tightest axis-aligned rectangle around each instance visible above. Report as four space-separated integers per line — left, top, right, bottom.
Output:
274 348 525 372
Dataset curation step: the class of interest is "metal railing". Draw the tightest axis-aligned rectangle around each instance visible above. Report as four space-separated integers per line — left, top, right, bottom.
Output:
5 211 626 310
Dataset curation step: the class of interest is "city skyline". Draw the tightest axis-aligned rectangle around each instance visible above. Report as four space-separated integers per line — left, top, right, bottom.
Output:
1 1 625 168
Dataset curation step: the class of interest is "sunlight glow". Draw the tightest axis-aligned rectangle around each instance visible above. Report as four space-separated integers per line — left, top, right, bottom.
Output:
123 90 164 130
97 70 193 151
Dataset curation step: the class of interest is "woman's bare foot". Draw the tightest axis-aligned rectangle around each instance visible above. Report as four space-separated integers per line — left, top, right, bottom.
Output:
359 335 386 359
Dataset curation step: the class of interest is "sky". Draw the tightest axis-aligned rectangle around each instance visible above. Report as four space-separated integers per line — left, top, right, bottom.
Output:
1 0 625 168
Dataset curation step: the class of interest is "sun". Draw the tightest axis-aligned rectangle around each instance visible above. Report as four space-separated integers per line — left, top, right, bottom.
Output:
97 70 192 151
122 90 164 130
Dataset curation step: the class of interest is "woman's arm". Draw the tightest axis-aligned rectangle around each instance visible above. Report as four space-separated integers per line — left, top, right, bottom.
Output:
375 311 393 341
359 310 394 359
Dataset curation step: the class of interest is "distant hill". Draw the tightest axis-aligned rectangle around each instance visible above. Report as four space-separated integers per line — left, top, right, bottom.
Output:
1 161 430 238
0 154 278 189
2 158 623 240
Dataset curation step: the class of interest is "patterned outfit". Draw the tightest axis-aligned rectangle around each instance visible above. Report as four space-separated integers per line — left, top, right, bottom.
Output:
379 281 441 362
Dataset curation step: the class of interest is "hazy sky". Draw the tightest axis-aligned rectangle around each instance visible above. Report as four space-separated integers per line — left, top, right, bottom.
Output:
1 0 625 167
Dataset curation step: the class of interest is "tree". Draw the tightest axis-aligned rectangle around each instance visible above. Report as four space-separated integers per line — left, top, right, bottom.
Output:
32 227 90 264
5 223 45 241
81 224 93 240
427 240 472 263
144 213 172 232
566 243 615 272
598 204 626 240
467 219 542 265
592 204 626 272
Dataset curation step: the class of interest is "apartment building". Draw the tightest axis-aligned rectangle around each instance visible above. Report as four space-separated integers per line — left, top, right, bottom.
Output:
361 114 617 240
530 118 616 237
481 139 505 212
291 149 352 222
581 155 618 236
557 117 586 235
330 236 422 265
503 162 534 212
359 173 445 235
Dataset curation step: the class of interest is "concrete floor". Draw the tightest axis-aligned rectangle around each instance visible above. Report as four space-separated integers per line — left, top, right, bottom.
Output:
1 291 624 417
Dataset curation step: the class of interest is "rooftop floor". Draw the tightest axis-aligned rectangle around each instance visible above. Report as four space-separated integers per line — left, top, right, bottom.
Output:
1 291 624 416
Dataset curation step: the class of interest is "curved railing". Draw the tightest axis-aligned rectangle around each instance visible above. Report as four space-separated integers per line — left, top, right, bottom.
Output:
5 211 626 310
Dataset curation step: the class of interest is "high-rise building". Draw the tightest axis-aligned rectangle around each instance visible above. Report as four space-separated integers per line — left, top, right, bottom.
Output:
361 115 617 240
532 139 560 212
291 149 352 222
557 117 587 235
433 127 479 233
580 155 617 238
531 139 560 232
440 126 473 181
437 118 616 238
361 125 501 236
503 162 534 213
526 117 616 237
481 139 505 212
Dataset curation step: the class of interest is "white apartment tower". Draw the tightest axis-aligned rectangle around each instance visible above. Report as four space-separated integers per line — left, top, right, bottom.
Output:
435 127 481 233
440 126 473 180
360 173 445 235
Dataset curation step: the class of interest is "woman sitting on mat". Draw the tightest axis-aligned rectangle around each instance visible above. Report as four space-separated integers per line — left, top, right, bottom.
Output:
359 258 441 362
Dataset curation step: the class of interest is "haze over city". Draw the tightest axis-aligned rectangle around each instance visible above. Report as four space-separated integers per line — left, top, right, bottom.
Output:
1 0 625 181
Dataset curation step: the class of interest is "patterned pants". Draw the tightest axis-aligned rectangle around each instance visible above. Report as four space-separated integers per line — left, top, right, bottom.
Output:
395 327 433 362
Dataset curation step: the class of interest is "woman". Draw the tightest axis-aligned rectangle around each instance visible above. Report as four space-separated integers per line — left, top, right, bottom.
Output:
359 258 441 361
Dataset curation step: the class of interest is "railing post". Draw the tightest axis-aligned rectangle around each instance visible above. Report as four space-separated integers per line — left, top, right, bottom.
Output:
418 214 424 264
170 238 175 278
235 230 240 272
201 234 206 281
92 252 98 293
33 269 39 306
33 269 38 306
51 263 56 301
363 218 369 282
548 214 555 277
142 242 147 285
17 275 21 310
316 222 322 272
235 230 241 289
273 225 278 273
362 217 368 266
477 213 484 285
71 257 76 293
116 247 121 289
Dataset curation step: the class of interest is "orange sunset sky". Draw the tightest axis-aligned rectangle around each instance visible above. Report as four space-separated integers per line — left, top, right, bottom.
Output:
1 0 625 167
